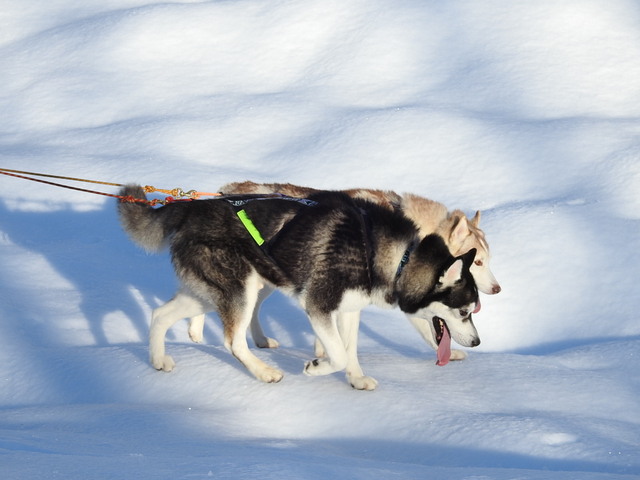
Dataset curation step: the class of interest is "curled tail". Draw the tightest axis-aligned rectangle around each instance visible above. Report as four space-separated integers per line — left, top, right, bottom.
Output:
117 185 171 252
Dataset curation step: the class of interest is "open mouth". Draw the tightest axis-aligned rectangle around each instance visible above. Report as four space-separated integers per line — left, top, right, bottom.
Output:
433 317 452 366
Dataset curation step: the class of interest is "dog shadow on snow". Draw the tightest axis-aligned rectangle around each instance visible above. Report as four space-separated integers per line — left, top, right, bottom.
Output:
0 200 167 349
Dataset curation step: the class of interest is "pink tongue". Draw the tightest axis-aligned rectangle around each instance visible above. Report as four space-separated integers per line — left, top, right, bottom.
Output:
436 327 452 366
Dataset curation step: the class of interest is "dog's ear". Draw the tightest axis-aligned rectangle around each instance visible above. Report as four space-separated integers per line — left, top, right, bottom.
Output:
439 258 463 287
471 210 481 227
461 248 477 269
449 212 470 247
439 248 477 287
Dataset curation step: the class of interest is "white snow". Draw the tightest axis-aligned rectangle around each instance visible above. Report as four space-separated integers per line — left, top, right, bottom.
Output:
1 1 639 479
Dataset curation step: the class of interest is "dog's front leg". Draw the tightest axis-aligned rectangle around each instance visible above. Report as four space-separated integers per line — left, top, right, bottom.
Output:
338 311 378 390
304 312 348 378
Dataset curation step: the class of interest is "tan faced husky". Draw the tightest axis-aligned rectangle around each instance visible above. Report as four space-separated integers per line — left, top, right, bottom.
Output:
187 181 499 373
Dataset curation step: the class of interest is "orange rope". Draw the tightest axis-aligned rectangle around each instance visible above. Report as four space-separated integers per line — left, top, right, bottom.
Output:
142 185 221 200
0 167 221 205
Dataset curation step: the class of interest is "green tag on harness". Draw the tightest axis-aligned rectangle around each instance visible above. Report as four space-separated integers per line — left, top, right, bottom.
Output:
237 209 265 246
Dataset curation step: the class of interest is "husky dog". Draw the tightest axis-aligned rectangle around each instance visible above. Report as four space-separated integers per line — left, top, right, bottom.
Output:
188 181 498 364
118 185 480 389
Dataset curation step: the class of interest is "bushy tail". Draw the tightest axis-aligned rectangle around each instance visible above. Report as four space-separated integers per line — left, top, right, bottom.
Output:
117 185 169 252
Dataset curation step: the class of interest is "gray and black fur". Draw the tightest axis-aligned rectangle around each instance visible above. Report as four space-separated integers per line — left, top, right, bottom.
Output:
118 185 479 389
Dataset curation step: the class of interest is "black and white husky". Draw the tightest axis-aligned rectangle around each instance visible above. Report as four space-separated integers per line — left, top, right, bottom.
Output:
118 185 480 389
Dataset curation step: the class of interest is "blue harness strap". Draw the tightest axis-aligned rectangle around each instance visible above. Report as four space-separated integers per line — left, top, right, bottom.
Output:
225 194 318 209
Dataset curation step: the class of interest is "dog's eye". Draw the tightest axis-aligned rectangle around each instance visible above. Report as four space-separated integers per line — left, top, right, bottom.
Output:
459 309 469 317
474 260 483 266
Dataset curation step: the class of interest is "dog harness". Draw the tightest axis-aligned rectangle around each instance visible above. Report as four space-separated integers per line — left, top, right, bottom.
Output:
223 193 319 248
222 194 320 283
225 193 375 292
236 209 266 246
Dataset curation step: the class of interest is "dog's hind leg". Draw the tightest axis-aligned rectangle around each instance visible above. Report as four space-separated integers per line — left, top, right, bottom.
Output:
188 314 205 343
303 313 348 378
222 271 284 383
187 284 279 349
338 311 378 391
150 289 210 372
249 284 279 349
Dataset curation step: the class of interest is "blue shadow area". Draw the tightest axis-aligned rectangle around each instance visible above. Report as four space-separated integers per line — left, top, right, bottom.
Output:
0 200 171 347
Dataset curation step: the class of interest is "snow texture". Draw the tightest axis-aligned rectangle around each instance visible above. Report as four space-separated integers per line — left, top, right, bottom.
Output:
1 1 639 479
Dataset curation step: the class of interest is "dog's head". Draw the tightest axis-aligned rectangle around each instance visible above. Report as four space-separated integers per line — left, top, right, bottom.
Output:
447 210 501 295
396 234 480 357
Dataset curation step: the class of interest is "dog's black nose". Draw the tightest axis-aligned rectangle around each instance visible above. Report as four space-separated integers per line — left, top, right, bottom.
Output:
471 337 481 347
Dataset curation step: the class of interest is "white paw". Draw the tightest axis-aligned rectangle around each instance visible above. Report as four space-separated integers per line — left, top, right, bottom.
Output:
450 349 467 361
151 354 176 372
348 375 378 391
188 326 203 343
257 366 284 383
255 337 280 349
303 358 334 376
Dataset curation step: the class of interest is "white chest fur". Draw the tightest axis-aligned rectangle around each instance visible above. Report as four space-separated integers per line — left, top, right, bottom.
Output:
338 288 391 312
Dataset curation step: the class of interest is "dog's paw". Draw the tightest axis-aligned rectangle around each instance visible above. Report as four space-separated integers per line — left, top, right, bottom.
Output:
151 354 176 372
450 349 467 361
255 337 280 349
348 374 378 391
303 358 333 376
188 326 203 343
257 366 284 383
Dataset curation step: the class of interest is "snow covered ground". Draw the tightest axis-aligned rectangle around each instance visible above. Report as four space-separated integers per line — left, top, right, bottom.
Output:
1 1 639 478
